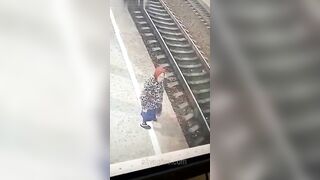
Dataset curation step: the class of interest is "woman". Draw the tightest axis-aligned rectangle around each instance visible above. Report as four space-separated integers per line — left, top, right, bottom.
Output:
140 66 166 129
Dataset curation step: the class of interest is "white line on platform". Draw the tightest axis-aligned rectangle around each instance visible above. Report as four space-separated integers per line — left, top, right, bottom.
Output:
110 9 162 155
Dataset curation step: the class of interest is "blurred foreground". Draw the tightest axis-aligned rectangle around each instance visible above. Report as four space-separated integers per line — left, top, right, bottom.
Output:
0 0 107 179
213 0 320 180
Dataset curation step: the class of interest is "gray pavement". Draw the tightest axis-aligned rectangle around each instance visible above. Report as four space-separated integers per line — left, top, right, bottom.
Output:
110 29 154 163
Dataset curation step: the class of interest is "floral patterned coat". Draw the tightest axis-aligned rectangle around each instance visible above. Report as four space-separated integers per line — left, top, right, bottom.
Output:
140 77 164 110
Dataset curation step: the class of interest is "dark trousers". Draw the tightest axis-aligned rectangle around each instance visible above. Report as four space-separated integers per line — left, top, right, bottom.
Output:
141 109 157 124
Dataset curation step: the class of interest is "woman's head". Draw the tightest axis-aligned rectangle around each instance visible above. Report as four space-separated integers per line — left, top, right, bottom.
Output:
154 66 166 82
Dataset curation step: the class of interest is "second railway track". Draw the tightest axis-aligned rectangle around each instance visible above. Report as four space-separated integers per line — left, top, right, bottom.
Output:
183 0 210 29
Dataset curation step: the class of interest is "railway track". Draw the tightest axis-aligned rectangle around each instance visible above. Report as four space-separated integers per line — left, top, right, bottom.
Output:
146 0 210 119
128 0 210 147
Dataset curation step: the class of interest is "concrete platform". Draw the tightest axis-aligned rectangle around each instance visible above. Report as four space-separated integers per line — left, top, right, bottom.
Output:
110 6 188 164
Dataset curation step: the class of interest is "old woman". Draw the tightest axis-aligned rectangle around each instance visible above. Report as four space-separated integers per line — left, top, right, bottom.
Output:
140 66 166 129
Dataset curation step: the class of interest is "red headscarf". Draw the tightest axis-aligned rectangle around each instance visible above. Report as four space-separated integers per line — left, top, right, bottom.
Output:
154 66 166 79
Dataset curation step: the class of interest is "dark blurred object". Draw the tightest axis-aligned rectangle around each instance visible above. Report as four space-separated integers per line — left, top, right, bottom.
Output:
213 0 320 179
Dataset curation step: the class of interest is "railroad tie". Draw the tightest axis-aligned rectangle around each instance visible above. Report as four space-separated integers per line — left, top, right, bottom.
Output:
147 10 170 17
178 63 202 68
192 88 210 94
174 56 198 61
148 4 163 9
167 81 179 88
156 54 166 60
183 71 207 77
198 97 210 104
158 29 183 36
189 78 210 85
173 91 184 98
144 33 154 37
162 36 186 41
170 49 194 54
152 19 175 26
135 15 144 19
138 21 147 25
149 0 161 4
148 7 167 13
188 124 200 133
141 26 150 30
183 113 194 121
166 72 174 77
147 40 157 45
151 47 161 52
167 42 190 48
178 102 189 109
159 63 170 68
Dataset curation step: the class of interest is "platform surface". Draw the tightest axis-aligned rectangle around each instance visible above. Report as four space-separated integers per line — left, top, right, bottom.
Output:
110 6 188 164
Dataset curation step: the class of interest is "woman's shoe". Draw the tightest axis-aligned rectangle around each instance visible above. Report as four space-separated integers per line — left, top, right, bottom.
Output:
140 123 151 129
